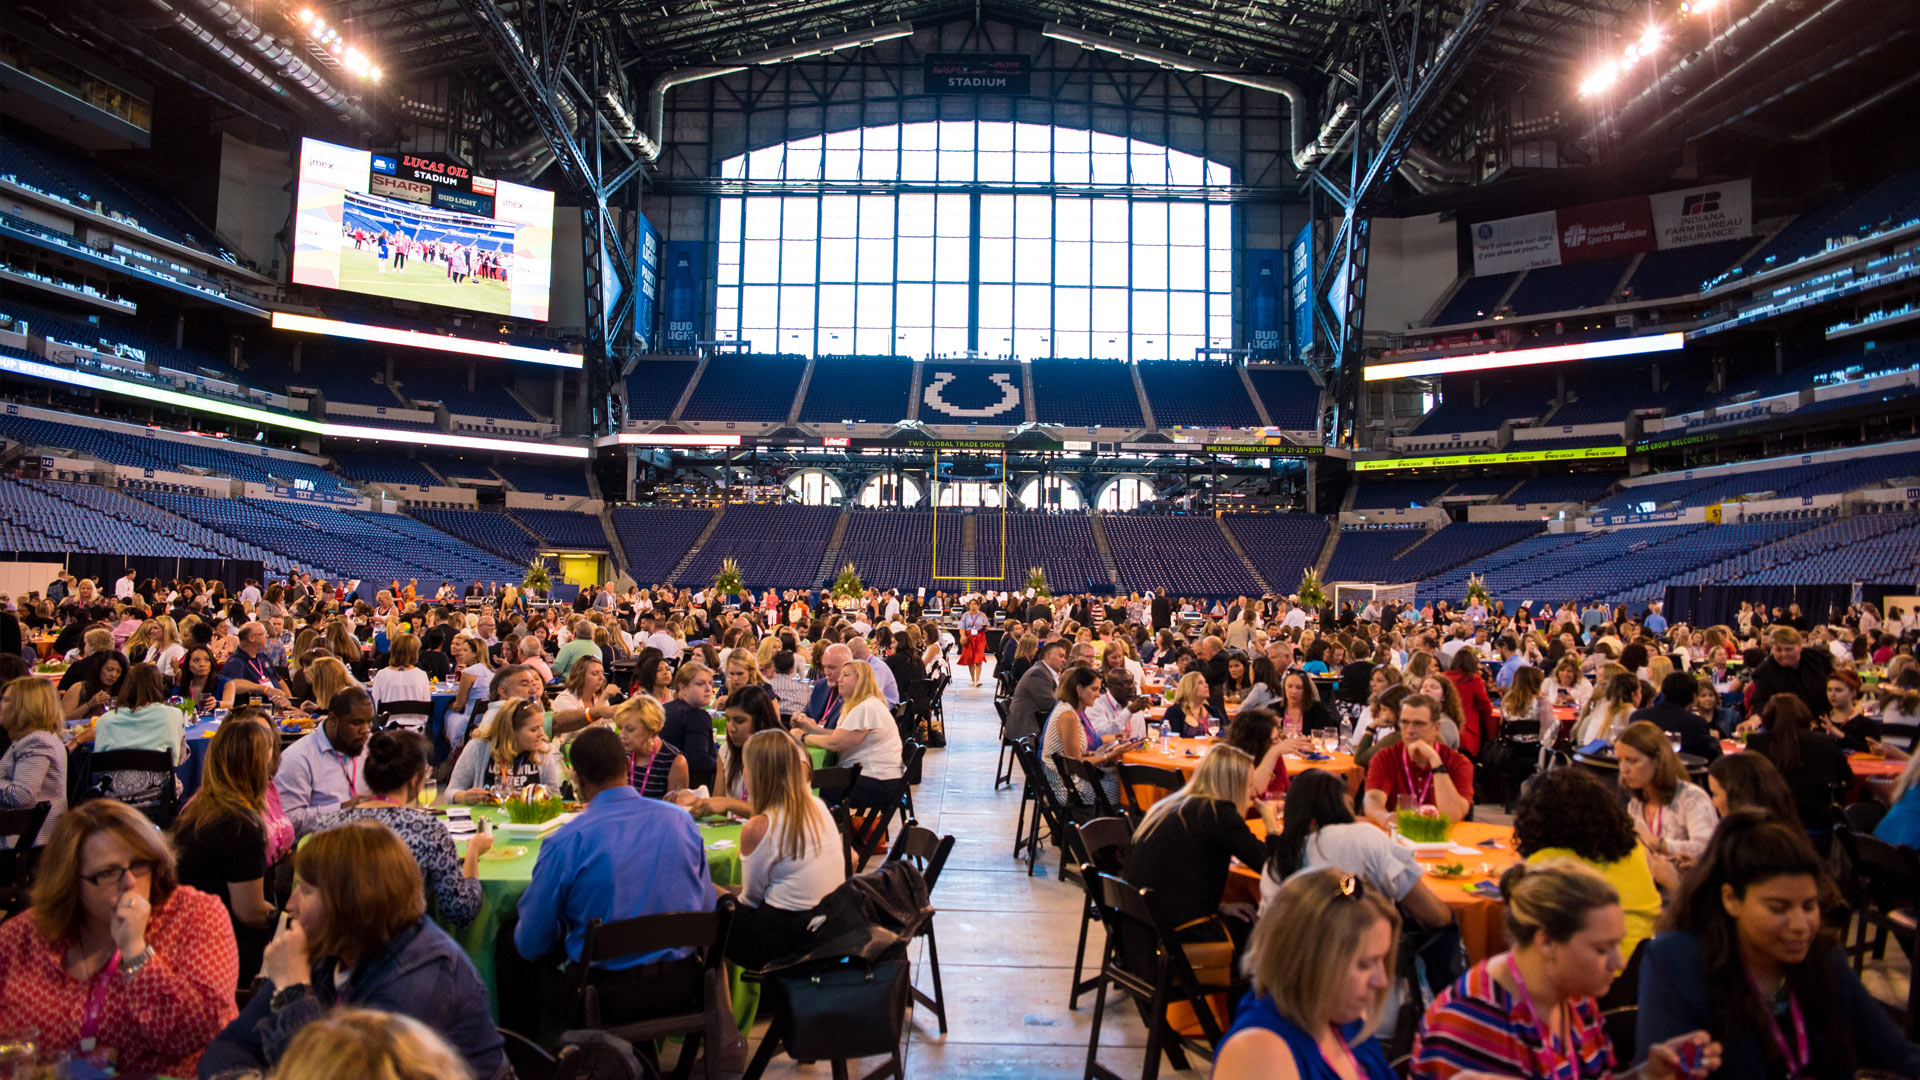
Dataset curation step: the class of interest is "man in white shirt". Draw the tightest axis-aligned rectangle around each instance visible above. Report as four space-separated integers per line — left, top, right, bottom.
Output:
1438 624 1471 662
114 570 137 601
883 592 902 622
1280 601 1308 630
1087 669 1150 742
850 613 873 637
847 637 899 706
645 619 682 659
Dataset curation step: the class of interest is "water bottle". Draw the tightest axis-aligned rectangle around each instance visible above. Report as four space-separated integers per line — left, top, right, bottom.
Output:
1338 718 1354 752
1159 722 1171 753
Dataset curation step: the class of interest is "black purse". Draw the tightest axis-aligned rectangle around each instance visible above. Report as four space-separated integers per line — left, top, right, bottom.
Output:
767 952 911 1061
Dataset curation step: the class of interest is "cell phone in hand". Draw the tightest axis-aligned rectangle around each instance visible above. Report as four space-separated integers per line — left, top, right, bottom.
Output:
1677 1040 1703 1075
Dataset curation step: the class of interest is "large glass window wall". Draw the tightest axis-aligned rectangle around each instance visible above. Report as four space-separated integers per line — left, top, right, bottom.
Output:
713 121 1233 361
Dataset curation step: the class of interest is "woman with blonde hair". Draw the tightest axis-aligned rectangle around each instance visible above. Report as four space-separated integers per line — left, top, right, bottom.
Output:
0 675 66 845
1163 670 1223 738
1124 744 1280 950
299 656 359 715
793 657 903 809
1574 670 1641 747
727 729 846 968
613 694 689 800
1403 651 1438 689
1500 665 1555 736
447 698 562 801
323 620 362 669
446 633 494 753
1214 868 1402 1080
272 1008 471 1080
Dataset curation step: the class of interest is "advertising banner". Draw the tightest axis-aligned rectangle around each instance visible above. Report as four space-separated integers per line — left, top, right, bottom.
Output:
1555 195 1655 264
370 174 433 205
1289 225 1314 363
1470 210 1560 276
1245 249 1287 358
1650 179 1752 250
1469 180 1753 277
660 241 703 352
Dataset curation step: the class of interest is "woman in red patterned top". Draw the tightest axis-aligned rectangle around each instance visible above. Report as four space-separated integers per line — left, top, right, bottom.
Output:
0 799 238 1075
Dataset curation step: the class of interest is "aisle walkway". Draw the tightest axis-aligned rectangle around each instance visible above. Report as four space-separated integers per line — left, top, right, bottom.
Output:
738 671 1206 1078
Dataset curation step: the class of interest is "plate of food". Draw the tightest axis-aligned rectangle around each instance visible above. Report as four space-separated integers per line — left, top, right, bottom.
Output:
478 845 528 861
1429 861 1468 880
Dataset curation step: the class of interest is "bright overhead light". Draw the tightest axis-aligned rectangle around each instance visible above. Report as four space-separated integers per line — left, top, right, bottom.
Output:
1579 60 1620 97
1362 332 1686 381
1640 25 1663 52
298 8 315 24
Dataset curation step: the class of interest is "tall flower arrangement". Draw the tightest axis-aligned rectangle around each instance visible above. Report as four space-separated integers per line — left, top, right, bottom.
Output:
1026 566 1051 597
1296 568 1327 611
713 557 745 598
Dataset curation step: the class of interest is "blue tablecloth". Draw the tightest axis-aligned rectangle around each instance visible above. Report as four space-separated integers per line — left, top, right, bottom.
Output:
179 714 221 799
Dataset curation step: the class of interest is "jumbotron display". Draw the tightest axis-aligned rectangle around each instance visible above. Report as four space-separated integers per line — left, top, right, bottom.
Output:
291 137 555 321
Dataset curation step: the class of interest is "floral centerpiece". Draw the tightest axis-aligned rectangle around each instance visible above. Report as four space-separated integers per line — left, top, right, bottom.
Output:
1026 566 1051 598
713 556 745 599
1464 573 1490 609
1296 568 1326 612
502 785 565 825
830 563 864 609
521 558 552 594
1395 806 1453 843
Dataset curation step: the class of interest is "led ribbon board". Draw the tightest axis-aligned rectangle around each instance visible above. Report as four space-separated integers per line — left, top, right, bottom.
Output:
1362 332 1685 382
0 353 588 457
269 312 582 368
1354 446 1627 471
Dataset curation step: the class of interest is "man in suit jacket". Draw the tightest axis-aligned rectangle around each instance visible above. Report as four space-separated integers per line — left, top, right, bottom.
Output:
1006 640 1067 743
1151 589 1172 632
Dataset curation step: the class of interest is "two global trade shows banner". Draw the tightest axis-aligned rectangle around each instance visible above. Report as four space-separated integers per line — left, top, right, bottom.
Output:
1469 179 1751 277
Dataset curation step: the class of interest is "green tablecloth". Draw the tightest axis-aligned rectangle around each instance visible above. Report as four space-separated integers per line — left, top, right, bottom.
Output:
446 807 755 1034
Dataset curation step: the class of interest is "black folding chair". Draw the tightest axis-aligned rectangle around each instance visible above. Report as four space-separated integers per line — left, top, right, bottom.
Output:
566 897 737 1080
0 801 51 917
1116 763 1185 828
1053 753 1121 821
499 1027 558 1080
87 748 179 828
885 823 957 1033
1068 816 1132 1010
1012 738 1077 878
1083 872 1231 1080
897 739 925 821
376 699 434 732
993 694 1016 790
811 764 863 811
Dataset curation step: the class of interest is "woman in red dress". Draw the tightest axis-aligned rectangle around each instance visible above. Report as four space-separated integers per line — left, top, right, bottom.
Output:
959 599 989 686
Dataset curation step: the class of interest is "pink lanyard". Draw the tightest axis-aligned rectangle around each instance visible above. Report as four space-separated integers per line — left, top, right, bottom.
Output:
1505 955 1583 1080
636 744 662 793
1747 971 1809 1076
1076 709 1100 749
77 949 121 1053
1643 803 1664 841
1399 748 1434 805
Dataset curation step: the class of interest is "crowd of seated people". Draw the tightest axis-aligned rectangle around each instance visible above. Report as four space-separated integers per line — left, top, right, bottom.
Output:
2 561 1920 1075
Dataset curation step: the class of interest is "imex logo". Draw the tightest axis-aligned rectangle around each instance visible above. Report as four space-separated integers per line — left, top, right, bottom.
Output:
1683 191 1722 216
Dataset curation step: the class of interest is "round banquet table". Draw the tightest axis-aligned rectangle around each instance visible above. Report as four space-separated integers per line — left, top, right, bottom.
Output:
1121 735 1364 804
448 807 755 1035
1223 818 1521 963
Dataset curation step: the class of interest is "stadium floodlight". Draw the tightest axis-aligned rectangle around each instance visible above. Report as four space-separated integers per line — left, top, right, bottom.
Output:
269 313 583 369
1579 60 1620 97
1361 332 1686 381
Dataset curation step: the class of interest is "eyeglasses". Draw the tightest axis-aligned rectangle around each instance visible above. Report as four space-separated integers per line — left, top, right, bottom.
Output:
80 860 156 887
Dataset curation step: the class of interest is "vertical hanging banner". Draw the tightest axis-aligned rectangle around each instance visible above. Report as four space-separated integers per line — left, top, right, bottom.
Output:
1289 225 1314 363
659 241 704 352
1245 249 1287 358
634 216 660 348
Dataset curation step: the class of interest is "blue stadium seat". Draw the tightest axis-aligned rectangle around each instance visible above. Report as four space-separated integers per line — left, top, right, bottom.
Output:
681 356 807 423
797 356 913 424
1137 365 1260 427
1030 361 1143 427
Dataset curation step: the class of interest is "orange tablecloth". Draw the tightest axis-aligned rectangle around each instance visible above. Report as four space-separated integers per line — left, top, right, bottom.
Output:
1121 736 1363 803
1224 819 1519 963
1850 753 1906 779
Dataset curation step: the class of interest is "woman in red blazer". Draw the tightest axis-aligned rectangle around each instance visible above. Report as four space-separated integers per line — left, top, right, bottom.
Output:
1443 648 1498 757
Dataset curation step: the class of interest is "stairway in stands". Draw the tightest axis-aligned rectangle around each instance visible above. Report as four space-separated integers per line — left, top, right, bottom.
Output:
1215 518 1272 593
1086 511 1123 591
815 508 852 584
666 505 725 583
959 513 979 580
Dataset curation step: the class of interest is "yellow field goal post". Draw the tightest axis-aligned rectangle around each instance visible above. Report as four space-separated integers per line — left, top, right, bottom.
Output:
929 448 1008 587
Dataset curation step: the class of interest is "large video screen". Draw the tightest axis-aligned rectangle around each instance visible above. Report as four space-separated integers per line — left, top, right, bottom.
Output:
291 137 554 321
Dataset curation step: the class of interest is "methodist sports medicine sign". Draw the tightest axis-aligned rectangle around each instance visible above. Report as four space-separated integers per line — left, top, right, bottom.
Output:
1470 180 1751 277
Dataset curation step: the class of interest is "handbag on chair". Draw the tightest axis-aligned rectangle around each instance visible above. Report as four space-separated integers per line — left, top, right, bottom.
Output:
766 949 911 1061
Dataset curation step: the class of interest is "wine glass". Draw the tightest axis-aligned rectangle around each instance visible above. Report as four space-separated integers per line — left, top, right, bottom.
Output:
419 778 438 807
0 1028 38 1077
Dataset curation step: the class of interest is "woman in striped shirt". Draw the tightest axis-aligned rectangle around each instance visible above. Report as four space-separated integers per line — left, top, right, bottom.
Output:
1413 860 1717 1080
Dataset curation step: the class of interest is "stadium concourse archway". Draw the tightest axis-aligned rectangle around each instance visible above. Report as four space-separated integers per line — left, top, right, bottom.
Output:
783 469 844 505
1094 475 1156 512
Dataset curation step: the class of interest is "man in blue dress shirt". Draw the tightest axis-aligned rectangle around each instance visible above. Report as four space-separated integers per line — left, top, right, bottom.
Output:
514 726 714 1026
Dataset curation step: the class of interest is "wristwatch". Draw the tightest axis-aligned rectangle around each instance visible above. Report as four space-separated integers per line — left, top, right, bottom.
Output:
119 946 155 977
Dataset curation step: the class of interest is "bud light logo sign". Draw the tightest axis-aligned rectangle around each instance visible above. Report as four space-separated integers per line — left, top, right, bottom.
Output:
660 242 703 352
